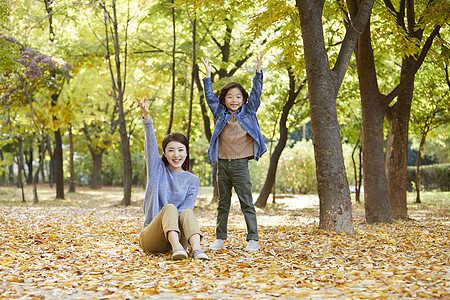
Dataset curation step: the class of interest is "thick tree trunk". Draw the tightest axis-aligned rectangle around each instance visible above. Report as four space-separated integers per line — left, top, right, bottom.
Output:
385 58 415 219
386 96 413 219
353 16 392 223
90 149 104 190
297 0 355 234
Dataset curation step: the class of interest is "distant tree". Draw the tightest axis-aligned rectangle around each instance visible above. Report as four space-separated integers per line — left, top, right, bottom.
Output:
255 70 307 208
1 39 72 203
349 0 449 220
95 0 133 205
410 64 450 203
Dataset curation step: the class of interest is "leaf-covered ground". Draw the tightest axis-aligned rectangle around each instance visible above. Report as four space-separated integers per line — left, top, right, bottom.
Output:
0 185 449 299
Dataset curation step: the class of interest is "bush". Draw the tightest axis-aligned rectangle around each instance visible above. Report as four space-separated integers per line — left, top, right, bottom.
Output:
407 163 450 192
249 140 317 194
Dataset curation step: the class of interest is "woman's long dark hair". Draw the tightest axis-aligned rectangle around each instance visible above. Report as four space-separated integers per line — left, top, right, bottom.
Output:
218 82 249 107
161 132 190 171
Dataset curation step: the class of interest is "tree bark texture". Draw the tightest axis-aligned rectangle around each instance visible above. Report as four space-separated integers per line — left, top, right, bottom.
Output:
53 129 64 199
353 10 393 223
68 125 76 193
297 0 355 234
90 149 104 190
385 60 415 219
51 93 64 199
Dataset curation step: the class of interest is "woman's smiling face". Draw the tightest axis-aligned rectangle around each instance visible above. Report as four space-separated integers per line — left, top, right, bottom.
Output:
164 141 187 172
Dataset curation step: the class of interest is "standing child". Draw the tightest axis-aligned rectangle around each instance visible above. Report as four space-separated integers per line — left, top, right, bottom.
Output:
201 52 266 252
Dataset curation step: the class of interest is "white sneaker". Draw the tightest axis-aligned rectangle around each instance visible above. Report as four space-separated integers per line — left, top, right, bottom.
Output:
210 239 225 250
244 240 259 251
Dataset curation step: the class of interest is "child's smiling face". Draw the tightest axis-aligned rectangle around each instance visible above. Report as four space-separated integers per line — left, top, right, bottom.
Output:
224 87 244 112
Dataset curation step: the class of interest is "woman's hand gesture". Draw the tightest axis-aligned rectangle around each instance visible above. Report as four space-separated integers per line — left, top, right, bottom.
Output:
256 51 264 73
201 57 212 78
136 97 150 120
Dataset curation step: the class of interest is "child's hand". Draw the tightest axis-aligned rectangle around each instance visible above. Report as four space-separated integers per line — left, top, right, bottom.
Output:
201 57 212 78
256 51 264 73
136 97 150 120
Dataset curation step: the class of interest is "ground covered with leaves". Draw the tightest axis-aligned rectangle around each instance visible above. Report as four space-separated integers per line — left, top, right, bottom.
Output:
0 185 449 299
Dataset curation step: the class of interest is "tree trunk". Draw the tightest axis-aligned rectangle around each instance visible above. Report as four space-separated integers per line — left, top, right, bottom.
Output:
25 145 33 184
118 110 133 206
357 145 362 203
167 0 176 135
297 0 357 234
353 14 392 223
33 134 47 204
90 149 104 190
68 125 76 193
255 71 303 208
53 128 64 199
39 142 46 184
46 134 54 187
103 1 132 206
9 164 14 185
15 136 25 202
386 85 414 219
187 15 196 144
351 140 360 203
415 133 426 203
0 148 5 186
193 64 212 142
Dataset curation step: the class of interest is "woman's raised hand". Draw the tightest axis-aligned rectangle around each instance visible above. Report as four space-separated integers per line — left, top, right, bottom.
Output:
256 51 265 73
136 97 150 120
201 57 212 78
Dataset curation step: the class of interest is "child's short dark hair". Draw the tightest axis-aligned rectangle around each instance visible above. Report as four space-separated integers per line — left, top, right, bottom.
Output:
218 82 249 107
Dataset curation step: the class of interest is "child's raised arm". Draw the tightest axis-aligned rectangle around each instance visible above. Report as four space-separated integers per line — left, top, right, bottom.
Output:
136 97 150 120
201 57 212 78
256 51 264 73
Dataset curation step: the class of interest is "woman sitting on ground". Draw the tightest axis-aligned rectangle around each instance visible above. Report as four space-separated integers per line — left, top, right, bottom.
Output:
136 97 208 260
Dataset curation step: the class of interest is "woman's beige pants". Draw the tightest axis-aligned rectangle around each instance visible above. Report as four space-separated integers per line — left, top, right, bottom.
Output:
139 204 201 253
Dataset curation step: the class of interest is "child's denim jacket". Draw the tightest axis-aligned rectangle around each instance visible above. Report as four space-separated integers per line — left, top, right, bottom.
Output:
202 72 267 165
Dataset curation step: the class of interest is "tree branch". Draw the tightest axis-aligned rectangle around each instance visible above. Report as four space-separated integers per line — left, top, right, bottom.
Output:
332 0 375 94
385 25 441 105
